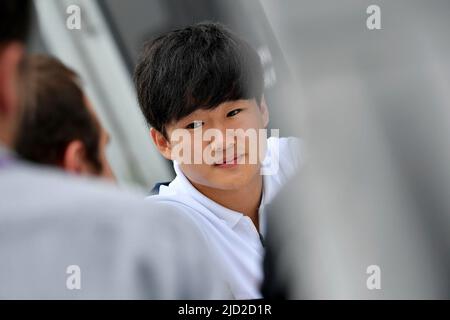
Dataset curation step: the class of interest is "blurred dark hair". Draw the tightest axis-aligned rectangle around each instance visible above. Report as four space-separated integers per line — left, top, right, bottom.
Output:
0 0 31 45
134 22 264 137
15 55 102 172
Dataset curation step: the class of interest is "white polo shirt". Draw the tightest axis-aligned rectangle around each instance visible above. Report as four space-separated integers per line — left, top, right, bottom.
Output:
149 137 303 299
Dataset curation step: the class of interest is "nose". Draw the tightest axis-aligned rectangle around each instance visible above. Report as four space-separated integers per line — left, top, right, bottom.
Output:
208 128 235 153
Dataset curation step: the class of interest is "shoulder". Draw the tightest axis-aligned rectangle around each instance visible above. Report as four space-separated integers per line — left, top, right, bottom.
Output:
1 161 185 234
146 194 214 239
0 163 227 298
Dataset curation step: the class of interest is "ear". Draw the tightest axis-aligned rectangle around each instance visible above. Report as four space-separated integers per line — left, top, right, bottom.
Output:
260 95 270 128
150 128 173 160
62 140 93 175
0 43 24 116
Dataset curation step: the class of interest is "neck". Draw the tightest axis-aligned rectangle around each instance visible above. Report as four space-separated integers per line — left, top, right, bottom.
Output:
193 174 263 231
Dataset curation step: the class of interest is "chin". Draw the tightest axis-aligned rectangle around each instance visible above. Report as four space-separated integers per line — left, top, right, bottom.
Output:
210 180 248 191
184 163 261 191
208 169 260 191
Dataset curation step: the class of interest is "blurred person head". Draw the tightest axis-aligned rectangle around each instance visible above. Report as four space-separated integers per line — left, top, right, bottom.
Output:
15 55 115 180
0 0 31 148
134 22 269 192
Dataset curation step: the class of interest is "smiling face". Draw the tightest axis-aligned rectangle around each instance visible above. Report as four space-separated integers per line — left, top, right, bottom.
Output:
152 98 269 191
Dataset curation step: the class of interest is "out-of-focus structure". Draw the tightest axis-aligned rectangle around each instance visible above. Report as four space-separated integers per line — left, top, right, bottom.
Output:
262 0 450 299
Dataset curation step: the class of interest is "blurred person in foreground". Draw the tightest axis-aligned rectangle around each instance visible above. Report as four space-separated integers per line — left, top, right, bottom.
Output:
0 0 226 299
262 1 450 299
15 54 115 180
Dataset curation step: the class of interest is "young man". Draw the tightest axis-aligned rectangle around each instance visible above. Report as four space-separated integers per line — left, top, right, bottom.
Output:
0 1 225 299
15 55 114 180
134 22 302 299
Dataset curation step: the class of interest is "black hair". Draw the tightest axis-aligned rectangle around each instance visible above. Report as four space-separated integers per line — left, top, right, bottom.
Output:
0 0 31 45
15 55 103 172
134 22 264 137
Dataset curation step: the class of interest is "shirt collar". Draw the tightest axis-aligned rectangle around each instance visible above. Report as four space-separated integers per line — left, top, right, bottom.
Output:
171 161 268 230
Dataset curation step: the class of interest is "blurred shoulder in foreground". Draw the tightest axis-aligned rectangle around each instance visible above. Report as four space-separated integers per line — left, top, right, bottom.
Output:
0 152 228 299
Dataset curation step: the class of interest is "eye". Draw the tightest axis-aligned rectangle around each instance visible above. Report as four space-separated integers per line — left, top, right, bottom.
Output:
185 120 204 129
227 109 242 118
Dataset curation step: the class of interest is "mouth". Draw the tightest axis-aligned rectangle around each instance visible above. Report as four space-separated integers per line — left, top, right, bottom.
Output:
213 154 245 168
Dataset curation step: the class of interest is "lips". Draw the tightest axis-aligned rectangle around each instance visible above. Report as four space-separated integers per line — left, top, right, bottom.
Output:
214 154 245 167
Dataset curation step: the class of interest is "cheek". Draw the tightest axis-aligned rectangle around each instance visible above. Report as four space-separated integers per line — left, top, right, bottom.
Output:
100 150 110 171
172 138 211 164
96 138 114 179
233 115 267 144
180 163 214 186
234 130 267 164
99 139 109 164
101 161 115 181
182 160 261 189
2 69 19 119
